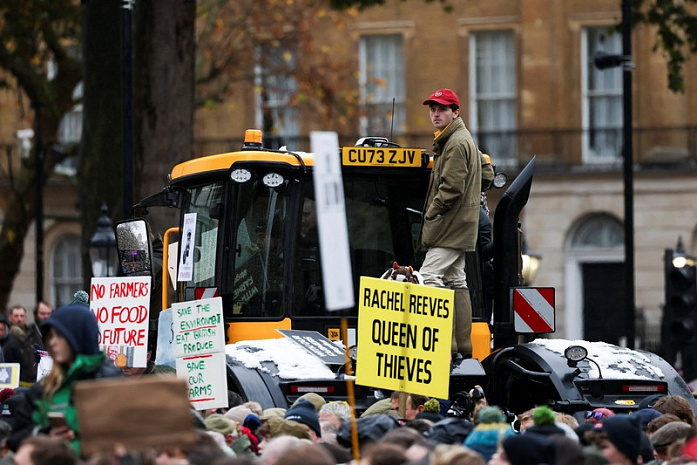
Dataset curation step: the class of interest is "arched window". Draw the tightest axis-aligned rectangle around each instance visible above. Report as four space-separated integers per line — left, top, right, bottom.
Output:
51 234 83 307
570 213 624 249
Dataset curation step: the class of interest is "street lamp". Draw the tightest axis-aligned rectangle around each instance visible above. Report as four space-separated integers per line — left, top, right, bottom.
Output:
593 0 636 348
522 240 542 285
672 236 696 269
88 203 118 277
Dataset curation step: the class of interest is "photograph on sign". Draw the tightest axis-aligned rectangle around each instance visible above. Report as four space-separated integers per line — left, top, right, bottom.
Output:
90 277 151 368
177 213 197 282
355 277 453 399
175 351 228 411
311 131 354 311
171 297 225 358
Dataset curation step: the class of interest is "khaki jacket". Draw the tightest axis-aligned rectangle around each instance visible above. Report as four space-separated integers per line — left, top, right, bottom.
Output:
419 117 482 252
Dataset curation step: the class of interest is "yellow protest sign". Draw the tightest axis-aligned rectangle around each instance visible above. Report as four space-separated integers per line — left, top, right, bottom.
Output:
355 276 453 399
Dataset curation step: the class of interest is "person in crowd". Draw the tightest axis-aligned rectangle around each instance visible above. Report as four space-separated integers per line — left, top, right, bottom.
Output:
260 435 304 465
3 305 43 386
0 315 8 364
646 414 681 437
590 414 643 465
7 306 26 328
489 433 556 465
431 443 484 465
285 399 322 443
418 88 482 360
463 406 515 461
0 421 12 464
585 407 615 425
404 394 429 421
7 304 122 456
319 401 352 429
652 395 696 426
13 435 77 465
650 421 692 463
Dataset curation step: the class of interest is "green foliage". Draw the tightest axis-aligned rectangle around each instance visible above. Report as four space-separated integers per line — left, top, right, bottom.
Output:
631 0 697 92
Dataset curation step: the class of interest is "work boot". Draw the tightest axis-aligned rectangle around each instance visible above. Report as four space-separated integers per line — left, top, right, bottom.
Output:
452 288 473 357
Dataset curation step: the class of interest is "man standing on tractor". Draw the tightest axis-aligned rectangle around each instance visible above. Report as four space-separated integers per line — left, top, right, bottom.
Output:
419 88 482 360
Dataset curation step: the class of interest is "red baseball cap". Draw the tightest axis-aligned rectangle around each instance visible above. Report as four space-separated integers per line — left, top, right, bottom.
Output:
423 88 460 108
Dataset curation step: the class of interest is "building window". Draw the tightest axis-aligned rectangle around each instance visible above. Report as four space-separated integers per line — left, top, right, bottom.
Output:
570 213 624 249
255 44 299 149
51 234 83 307
470 30 517 164
359 34 405 137
582 26 622 163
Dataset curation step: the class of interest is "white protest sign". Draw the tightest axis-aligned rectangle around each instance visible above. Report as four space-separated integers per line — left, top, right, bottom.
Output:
171 298 225 357
177 213 197 282
171 297 227 410
311 131 354 311
155 308 176 368
90 277 151 368
175 351 227 411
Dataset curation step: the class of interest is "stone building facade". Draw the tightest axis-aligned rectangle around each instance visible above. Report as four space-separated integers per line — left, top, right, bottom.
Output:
2 0 697 348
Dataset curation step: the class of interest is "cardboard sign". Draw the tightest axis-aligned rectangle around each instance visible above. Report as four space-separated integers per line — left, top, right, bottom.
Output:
278 330 346 365
177 212 197 282
171 298 225 357
171 297 227 410
355 277 453 399
0 363 20 388
311 131 354 311
90 277 151 368
74 376 197 456
175 352 227 411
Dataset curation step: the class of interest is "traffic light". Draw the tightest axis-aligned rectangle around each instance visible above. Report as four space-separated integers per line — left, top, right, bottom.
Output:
665 249 697 346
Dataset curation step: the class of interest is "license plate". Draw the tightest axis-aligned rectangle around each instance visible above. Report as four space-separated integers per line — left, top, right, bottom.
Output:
342 147 422 167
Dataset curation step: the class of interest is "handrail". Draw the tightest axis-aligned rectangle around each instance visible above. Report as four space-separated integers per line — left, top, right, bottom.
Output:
162 227 180 311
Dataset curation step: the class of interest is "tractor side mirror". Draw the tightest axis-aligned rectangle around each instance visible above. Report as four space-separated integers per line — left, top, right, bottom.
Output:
115 218 153 277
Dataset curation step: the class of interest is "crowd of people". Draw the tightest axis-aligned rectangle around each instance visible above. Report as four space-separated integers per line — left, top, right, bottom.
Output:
3 300 697 465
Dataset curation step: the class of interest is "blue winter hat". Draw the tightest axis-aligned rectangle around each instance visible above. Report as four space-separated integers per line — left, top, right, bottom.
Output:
41 304 101 356
285 399 321 438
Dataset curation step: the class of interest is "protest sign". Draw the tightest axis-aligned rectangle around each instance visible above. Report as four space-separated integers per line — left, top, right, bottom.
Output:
0 363 20 388
278 329 346 365
75 376 196 456
175 352 227 411
177 213 197 281
355 276 453 399
155 308 176 368
171 297 225 357
90 276 151 368
171 297 227 410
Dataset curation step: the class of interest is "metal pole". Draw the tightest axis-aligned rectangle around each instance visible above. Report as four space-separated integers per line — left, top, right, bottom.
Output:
622 0 636 349
35 104 44 303
121 0 135 220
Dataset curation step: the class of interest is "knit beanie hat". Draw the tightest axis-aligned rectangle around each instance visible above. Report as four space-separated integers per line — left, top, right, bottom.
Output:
598 414 641 464
293 392 326 412
205 413 238 436
502 432 556 465
526 405 565 437
225 405 253 424
285 399 321 438
633 408 662 431
463 406 515 461
40 304 100 356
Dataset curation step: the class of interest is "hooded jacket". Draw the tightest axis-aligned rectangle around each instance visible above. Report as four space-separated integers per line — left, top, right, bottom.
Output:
419 117 482 252
31 304 121 455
